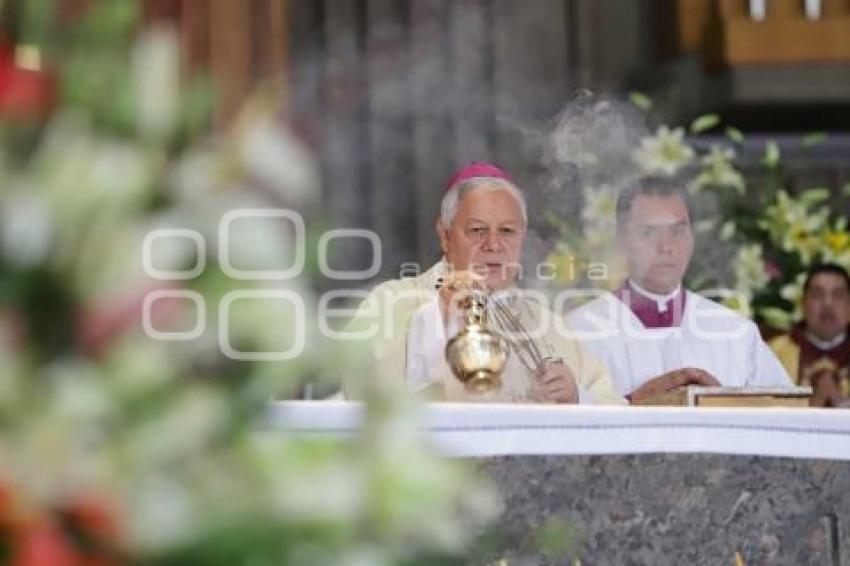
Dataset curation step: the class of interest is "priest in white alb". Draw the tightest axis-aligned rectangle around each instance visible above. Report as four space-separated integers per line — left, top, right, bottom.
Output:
565 176 793 403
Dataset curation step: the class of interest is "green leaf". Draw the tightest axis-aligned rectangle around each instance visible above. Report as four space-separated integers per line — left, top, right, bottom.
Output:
763 141 781 168
80 0 139 44
720 220 736 240
690 114 720 134
759 307 793 331
177 75 216 141
721 294 749 315
20 0 58 46
725 127 745 143
798 187 830 206
841 183 850 197
628 92 652 111
801 132 827 147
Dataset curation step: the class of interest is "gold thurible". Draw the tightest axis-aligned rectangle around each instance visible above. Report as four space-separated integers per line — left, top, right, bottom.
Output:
445 287 509 394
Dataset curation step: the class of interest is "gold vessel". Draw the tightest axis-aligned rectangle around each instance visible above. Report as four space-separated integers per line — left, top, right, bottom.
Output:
445 287 509 394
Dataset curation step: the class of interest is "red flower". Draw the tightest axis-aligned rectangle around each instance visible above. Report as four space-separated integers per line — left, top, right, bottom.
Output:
12 519 80 566
0 482 122 566
0 39 55 121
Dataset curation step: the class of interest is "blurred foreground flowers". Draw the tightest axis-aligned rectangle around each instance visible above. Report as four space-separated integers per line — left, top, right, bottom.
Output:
0 1 497 563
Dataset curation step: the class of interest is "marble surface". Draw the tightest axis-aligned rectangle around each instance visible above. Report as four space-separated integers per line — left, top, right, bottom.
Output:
475 454 850 565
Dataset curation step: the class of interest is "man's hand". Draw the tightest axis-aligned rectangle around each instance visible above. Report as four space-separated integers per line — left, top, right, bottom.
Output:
530 359 579 404
809 369 845 408
627 367 721 404
805 358 847 408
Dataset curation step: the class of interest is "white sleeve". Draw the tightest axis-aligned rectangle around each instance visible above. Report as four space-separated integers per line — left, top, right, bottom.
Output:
577 383 596 404
405 297 446 393
749 324 795 387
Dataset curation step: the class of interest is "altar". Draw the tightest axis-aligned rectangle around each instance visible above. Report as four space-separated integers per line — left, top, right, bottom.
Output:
268 402 850 564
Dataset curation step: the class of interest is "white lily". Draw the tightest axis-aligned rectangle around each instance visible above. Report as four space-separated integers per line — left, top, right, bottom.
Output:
633 126 695 175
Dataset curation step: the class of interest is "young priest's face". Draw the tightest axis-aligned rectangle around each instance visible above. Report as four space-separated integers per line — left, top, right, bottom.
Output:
803 272 850 341
618 193 694 295
437 186 526 291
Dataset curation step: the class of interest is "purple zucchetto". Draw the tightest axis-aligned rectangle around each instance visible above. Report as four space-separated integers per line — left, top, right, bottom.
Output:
443 161 514 193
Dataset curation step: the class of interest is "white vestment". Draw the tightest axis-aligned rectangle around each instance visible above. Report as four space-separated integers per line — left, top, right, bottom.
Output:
565 290 793 396
342 261 625 404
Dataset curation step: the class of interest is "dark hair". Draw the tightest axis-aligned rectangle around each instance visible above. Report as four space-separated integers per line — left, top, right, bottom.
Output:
615 176 694 229
803 263 850 295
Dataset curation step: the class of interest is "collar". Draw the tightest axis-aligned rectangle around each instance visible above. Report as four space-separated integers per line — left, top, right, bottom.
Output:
627 279 683 313
804 330 847 351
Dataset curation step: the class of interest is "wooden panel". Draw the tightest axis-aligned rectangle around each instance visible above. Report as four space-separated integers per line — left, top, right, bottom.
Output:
767 0 805 19
249 1 285 88
266 0 288 105
143 0 180 21
718 0 746 19
822 0 850 17
178 0 209 73
676 0 710 52
675 0 850 62
208 0 253 124
722 17 850 64
142 0 290 126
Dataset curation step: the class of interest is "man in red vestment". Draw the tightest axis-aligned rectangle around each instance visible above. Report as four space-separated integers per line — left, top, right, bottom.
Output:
769 263 850 407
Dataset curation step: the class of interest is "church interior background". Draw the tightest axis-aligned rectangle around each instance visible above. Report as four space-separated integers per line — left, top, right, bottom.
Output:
1 1 849 563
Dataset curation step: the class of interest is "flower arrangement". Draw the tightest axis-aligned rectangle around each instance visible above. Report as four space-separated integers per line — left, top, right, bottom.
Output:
727 186 850 329
544 93 850 330
0 1 496 563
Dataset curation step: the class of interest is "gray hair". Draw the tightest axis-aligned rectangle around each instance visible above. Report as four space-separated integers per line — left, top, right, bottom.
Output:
439 177 528 229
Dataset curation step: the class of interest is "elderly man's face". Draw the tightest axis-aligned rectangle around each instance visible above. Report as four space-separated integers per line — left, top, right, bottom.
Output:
438 186 525 291
619 193 694 295
803 272 850 341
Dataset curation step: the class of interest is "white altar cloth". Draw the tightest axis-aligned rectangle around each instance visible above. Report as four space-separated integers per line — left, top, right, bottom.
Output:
265 401 850 461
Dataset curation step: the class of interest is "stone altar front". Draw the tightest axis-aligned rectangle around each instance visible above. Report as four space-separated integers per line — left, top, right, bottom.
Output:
479 454 847 565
